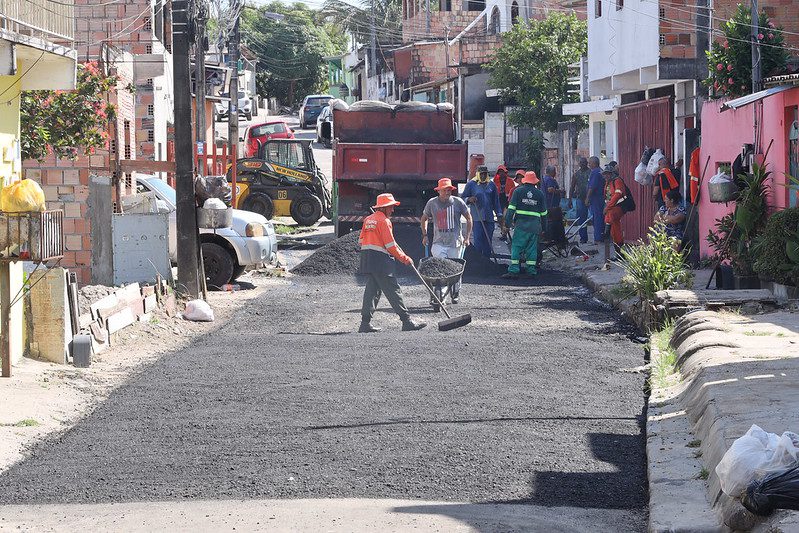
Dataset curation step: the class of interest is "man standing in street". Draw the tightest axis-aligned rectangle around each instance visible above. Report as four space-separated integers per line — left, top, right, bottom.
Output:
586 156 605 244
359 193 426 333
603 162 627 258
570 157 591 244
503 171 548 279
420 178 473 303
542 166 562 211
463 165 504 257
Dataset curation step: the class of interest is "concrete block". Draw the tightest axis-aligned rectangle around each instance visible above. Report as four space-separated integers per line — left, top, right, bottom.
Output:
27 268 70 364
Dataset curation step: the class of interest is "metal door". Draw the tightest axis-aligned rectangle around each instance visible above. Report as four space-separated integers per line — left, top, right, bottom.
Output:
789 109 798 208
617 97 674 242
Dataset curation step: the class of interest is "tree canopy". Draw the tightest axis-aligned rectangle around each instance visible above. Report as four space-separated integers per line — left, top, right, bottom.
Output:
241 2 346 105
487 13 587 132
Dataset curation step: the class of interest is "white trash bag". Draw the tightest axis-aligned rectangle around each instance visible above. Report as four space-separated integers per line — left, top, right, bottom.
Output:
203 198 227 210
646 148 665 176
634 162 652 186
183 299 215 322
709 170 733 184
716 424 799 497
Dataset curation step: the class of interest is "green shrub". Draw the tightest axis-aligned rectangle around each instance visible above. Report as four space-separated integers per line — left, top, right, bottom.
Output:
616 224 694 301
752 207 799 286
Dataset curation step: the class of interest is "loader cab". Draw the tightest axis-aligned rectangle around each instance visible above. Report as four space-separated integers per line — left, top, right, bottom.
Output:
258 139 317 178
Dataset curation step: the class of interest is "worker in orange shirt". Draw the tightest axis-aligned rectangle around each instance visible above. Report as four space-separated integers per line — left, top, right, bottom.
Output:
653 156 680 208
688 146 701 204
603 163 628 257
359 193 427 333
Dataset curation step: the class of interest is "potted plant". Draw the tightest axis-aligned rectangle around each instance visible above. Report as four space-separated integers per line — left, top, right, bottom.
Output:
707 162 771 289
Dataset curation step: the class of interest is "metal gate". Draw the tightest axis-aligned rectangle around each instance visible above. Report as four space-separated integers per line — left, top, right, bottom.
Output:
504 106 533 169
617 97 674 242
789 109 798 208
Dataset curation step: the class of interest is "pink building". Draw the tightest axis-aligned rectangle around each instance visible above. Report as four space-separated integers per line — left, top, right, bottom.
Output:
697 84 799 258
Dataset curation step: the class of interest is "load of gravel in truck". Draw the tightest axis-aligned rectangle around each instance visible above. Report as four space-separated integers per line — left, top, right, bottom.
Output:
418 257 462 278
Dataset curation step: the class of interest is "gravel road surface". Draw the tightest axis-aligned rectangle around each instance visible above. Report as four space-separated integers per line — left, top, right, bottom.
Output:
0 270 648 530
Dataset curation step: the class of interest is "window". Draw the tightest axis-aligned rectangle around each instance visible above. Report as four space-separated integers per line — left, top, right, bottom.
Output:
616 0 623 9
304 97 331 107
265 141 308 170
147 130 154 142
439 0 451 10
147 104 154 116
489 6 501 34
251 122 287 137
511 1 519 24
595 0 602 17
467 0 485 11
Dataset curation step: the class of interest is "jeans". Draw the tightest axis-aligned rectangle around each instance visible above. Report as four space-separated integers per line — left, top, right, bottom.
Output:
589 201 605 243
576 202 589 243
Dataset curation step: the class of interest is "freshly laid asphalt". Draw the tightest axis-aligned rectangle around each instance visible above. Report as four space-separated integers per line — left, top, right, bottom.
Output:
0 270 648 530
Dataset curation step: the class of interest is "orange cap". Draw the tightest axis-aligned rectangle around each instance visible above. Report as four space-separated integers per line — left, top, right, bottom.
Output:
434 178 456 191
372 193 401 209
522 171 539 185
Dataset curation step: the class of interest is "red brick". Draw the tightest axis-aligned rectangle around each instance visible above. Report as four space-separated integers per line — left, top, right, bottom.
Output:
75 251 91 266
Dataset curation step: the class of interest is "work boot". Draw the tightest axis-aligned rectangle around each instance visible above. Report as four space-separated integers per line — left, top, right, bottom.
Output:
358 321 381 333
401 318 427 331
451 293 459 304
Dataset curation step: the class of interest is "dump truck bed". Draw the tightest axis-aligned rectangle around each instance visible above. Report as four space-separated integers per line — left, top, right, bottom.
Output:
333 142 468 183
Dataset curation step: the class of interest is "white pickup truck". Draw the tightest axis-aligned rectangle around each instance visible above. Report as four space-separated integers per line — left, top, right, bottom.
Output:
137 176 278 288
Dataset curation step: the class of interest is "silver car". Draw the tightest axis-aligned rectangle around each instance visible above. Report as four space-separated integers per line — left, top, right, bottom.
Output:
137 176 277 288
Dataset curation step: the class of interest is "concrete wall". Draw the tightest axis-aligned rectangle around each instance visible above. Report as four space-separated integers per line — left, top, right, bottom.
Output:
27 269 69 364
588 0 659 88
484 111 505 170
698 89 799 258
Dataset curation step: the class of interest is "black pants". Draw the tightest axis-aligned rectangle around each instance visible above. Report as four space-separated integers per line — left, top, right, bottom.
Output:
361 273 410 323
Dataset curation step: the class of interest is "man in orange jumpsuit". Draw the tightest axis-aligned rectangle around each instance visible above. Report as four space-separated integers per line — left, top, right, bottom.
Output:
653 156 680 209
359 193 427 333
603 162 627 257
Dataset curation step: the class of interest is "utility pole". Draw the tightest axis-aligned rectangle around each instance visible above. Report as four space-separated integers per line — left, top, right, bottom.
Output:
173 0 200 297
751 0 761 94
228 0 240 205
369 0 377 78
195 1 208 171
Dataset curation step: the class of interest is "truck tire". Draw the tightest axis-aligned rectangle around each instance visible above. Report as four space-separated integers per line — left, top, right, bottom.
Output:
202 242 235 289
232 264 246 280
291 193 323 226
242 192 274 220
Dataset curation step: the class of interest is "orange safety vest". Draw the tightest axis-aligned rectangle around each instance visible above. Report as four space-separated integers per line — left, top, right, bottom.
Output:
688 147 701 204
359 211 406 262
656 167 680 202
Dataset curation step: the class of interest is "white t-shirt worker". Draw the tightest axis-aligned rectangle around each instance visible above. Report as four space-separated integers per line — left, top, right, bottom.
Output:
421 178 473 258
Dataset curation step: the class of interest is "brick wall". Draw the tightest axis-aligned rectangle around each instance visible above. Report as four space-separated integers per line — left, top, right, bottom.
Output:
659 0 799 61
22 61 136 286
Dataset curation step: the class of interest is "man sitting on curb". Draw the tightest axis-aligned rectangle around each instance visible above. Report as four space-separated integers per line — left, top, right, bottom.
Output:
503 171 548 279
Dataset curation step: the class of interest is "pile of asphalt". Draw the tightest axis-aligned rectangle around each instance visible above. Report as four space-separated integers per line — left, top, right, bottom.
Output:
418 257 462 278
291 231 361 276
291 225 508 278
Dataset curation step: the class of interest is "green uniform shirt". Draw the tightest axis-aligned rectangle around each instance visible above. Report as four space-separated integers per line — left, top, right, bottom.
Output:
507 184 548 234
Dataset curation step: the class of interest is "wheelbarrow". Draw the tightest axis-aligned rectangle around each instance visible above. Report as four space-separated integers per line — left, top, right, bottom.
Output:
417 257 466 312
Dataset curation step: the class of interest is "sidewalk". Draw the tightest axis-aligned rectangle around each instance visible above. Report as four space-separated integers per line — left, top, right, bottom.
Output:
561 252 799 532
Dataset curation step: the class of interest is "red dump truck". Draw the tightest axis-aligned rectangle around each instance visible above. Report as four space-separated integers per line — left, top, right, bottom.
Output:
332 102 468 236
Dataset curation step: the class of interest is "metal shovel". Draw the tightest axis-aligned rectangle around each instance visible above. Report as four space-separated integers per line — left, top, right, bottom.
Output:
410 264 472 331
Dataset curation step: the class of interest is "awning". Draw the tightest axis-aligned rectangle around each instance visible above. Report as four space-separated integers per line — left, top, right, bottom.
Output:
720 85 794 111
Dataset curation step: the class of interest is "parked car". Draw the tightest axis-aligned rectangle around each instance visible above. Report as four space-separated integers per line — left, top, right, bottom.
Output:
214 91 253 122
315 106 332 148
136 175 278 288
299 94 333 128
243 120 294 157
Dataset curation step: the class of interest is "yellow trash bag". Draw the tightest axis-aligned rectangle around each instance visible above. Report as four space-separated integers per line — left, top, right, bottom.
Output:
0 179 47 213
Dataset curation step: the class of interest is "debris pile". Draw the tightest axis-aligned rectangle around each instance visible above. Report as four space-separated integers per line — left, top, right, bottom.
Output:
419 257 462 278
291 231 361 276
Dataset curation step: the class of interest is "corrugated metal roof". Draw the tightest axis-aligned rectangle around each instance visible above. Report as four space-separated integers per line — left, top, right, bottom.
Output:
720 85 794 111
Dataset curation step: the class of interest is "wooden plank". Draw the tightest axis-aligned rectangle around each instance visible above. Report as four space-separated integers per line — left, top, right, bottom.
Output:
654 289 776 306
120 159 176 173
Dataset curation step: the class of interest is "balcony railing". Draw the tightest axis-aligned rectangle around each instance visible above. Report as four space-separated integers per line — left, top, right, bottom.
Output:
0 0 73 42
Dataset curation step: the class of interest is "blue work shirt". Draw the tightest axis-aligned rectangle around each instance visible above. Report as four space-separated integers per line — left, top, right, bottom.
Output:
587 168 606 207
462 178 503 222
542 175 561 210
